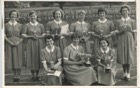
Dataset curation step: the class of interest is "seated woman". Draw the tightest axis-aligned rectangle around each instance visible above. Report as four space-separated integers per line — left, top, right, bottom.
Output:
95 39 117 86
41 35 62 85
63 33 97 85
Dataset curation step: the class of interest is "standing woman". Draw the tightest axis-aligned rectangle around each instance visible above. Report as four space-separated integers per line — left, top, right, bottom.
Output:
46 9 69 56
5 10 23 82
90 7 115 53
116 5 136 81
70 10 91 53
22 11 46 81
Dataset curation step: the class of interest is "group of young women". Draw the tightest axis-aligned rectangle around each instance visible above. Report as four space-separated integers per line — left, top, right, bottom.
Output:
5 4 136 86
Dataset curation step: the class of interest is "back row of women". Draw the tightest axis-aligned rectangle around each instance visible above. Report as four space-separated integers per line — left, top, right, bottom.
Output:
5 4 136 86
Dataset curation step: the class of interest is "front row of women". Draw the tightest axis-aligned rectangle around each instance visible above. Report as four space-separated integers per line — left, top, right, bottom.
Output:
41 34 116 86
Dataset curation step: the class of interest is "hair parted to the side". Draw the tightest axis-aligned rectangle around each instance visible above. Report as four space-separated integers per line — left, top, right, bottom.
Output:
99 38 110 46
9 10 19 18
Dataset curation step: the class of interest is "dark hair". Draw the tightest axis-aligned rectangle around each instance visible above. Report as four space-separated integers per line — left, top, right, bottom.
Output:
45 35 54 41
71 33 81 40
53 9 64 19
99 39 110 46
97 7 107 15
9 10 19 18
120 4 130 14
29 11 37 16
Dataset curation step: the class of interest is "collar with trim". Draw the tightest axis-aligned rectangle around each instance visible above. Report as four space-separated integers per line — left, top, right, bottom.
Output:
54 20 62 24
98 19 107 23
30 21 38 26
8 21 17 26
100 47 110 54
71 44 79 50
77 21 86 24
121 16 130 21
45 46 55 53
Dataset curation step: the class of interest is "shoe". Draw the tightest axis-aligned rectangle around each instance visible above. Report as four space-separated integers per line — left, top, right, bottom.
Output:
13 78 17 82
126 73 131 81
35 76 40 81
31 77 36 81
16 77 20 82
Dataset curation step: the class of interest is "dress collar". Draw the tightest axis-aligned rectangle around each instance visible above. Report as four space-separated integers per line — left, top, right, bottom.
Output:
8 21 17 26
77 21 85 24
45 46 55 53
98 18 107 23
121 17 130 21
100 47 110 54
71 44 79 50
30 21 38 26
54 20 62 24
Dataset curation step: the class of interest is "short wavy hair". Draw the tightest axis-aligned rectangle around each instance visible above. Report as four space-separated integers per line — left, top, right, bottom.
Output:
29 11 37 16
120 4 130 14
99 38 110 46
53 9 64 19
9 10 19 18
97 7 107 15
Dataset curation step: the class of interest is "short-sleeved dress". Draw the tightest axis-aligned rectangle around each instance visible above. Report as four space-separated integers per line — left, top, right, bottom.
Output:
95 47 117 85
41 46 62 85
5 22 23 72
116 17 136 64
63 44 97 85
46 20 69 55
22 22 45 70
91 19 115 52
70 21 91 53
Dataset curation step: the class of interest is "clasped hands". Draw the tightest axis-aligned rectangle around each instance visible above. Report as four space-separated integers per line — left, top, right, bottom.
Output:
88 31 111 39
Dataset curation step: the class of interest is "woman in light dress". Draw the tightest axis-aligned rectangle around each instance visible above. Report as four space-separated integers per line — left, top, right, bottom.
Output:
116 5 136 81
95 39 117 85
63 33 97 85
5 10 23 82
22 11 46 81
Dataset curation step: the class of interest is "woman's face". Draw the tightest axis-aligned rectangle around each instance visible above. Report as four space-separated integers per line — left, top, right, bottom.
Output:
46 39 54 47
99 11 106 19
55 11 61 20
121 7 129 16
10 11 18 20
30 13 37 22
100 40 108 48
73 38 80 45
78 13 85 20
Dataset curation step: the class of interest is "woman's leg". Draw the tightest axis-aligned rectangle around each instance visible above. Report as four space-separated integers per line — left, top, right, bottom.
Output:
31 70 35 80
17 69 21 81
13 69 17 82
35 70 39 80
122 64 127 79
126 64 131 79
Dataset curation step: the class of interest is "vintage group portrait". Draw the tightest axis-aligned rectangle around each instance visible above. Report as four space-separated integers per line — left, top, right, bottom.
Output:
2 0 138 87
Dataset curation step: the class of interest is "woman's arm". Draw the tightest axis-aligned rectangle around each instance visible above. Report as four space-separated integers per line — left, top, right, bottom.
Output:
4 36 14 46
42 61 48 72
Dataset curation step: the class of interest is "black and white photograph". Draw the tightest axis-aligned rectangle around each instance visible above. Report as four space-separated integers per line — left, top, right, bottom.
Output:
1 0 138 87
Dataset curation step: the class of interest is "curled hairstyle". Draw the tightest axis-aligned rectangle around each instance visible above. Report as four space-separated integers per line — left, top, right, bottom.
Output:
97 7 107 15
45 35 54 41
99 39 110 46
9 10 19 18
71 33 81 40
77 10 86 15
120 4 130 14
53 9 64 19
29 11 37 16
